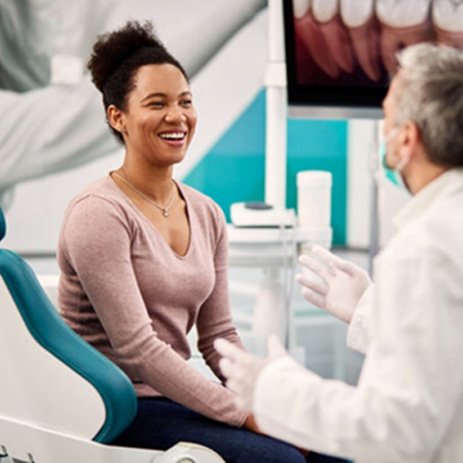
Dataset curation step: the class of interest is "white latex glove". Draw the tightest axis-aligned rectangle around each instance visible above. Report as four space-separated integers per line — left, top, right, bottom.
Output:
214 335 287 411
295 245 372 323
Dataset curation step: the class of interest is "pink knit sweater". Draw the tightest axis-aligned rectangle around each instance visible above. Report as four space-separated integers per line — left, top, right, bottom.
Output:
58 175 247 427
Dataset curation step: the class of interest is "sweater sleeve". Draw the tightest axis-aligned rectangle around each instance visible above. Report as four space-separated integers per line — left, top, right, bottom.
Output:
195 204 245 383
59 196 247 427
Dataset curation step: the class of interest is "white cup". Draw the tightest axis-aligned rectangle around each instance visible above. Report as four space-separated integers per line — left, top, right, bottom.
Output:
297 170 332 229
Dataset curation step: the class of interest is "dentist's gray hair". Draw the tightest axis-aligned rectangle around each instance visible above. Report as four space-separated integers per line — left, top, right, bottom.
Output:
392 43 463 167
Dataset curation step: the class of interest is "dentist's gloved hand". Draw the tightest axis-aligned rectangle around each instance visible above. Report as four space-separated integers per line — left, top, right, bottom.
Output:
215 335 287 410
295 245 372 323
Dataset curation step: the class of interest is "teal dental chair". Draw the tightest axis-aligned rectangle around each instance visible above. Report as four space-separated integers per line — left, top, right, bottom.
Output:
0 208 223 463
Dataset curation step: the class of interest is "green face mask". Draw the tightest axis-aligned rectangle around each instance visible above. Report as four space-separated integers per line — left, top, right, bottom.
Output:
379 127 409 191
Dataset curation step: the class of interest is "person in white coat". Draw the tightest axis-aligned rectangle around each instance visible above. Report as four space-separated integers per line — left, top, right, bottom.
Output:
215 42 463 462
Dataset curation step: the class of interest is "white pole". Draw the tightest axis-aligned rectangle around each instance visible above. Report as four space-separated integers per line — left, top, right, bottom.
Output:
265 0 287 208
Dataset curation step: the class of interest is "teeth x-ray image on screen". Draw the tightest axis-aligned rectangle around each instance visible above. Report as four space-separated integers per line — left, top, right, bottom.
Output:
285 0 463 115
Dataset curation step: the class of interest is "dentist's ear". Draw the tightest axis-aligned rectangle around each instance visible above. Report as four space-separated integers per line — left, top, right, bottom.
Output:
400 121 422 159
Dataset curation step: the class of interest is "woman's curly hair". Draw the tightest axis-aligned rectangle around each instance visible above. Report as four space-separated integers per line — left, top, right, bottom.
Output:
87 20 188 142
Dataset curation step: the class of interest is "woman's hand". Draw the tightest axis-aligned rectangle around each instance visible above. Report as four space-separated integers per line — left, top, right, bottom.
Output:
243 413 261 434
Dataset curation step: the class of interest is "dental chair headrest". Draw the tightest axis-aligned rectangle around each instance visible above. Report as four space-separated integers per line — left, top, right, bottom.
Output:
0 208 6 241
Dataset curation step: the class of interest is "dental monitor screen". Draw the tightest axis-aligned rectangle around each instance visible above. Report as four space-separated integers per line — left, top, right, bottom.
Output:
284 0 463 119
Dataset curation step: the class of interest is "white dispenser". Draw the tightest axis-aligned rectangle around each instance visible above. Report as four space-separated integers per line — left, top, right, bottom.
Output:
297 170 333 252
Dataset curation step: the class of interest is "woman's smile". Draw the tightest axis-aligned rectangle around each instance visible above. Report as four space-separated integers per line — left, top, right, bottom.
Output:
158 130 188 146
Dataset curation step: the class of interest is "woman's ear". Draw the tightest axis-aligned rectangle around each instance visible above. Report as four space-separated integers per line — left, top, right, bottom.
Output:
107 105 126 134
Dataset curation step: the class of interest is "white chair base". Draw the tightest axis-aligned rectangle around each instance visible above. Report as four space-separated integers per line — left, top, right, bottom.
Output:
0 416 224 463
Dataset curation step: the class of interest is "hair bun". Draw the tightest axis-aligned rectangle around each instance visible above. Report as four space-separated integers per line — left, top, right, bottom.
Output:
87 20 165 92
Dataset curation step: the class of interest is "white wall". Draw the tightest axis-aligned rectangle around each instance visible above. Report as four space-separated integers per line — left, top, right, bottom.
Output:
346 119 376 249
2 152 122 254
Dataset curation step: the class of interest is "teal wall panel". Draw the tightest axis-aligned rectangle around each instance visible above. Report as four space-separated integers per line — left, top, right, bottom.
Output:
287 119 347 245
184 91 266 216
184 90 348 245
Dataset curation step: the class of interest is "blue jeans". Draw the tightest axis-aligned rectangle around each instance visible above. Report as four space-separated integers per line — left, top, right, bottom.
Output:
111 397 349 463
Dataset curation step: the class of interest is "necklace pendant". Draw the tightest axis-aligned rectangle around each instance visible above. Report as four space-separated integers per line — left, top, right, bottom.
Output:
162 209 169 218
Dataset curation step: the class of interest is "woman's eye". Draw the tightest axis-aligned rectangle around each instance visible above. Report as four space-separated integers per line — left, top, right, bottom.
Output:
181 99 192 107
148 101 164 108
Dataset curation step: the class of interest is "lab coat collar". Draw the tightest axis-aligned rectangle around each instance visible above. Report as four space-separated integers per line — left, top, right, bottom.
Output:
393 167 463 230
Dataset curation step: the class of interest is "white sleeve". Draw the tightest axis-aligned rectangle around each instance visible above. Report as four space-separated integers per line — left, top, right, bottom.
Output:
252 241 463 462
346 283 375 354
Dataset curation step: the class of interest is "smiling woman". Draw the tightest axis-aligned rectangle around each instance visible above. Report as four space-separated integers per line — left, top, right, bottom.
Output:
108 64 196 171
55 20 325 463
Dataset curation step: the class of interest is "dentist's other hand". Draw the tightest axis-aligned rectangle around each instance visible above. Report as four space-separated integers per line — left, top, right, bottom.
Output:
296 245 372 323
215 335 287 411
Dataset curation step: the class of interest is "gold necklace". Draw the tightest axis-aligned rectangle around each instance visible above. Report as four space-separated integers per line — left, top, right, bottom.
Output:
112 170 176 218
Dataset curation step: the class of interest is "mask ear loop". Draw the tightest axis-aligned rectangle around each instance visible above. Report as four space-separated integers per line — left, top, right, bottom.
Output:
395 153 410 173
384 125 410 171
379 124 411 192
379 126 400 172
393 124 413 174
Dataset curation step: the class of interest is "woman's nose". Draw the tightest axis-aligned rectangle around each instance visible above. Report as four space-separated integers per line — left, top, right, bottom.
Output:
164 106 186 123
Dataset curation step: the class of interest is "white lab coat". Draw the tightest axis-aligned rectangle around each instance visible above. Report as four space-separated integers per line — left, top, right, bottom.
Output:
253 168 463 463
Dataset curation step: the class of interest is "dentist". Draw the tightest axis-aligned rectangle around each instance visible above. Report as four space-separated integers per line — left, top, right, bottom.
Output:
216 42 463 462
